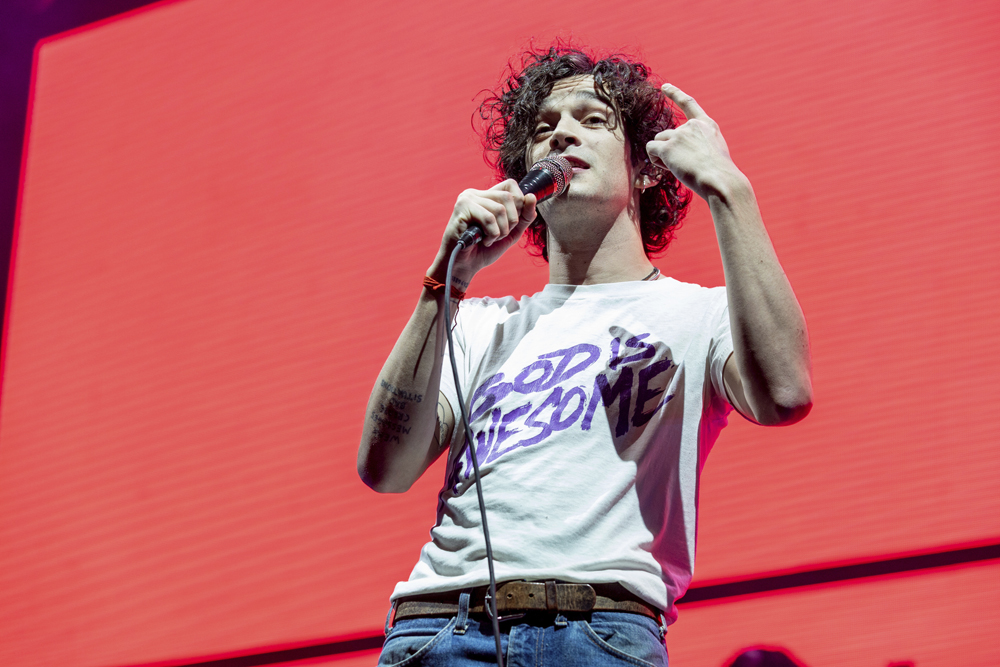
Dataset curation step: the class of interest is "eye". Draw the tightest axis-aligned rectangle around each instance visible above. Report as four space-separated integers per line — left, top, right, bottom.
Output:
584 115 607 125
534 125 552 137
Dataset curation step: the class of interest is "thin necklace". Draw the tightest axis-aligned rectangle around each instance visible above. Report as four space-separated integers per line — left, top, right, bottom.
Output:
641 267 660 281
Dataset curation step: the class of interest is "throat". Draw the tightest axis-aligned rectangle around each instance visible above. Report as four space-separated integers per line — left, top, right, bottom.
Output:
546 234 658 285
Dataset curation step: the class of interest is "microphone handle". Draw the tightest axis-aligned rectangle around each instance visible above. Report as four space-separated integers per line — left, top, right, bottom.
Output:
457 168 557 248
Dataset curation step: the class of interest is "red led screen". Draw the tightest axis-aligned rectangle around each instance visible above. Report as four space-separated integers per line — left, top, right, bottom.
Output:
0 0 997 665
669 561 1000 667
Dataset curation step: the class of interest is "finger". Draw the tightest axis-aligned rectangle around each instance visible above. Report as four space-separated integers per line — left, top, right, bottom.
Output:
493 179 526 215
661 83 708 120
474 200 509 245
651 128 676 142
645 140 670 169
645 154 663 171
496 192 519 236
510 195 538 238
503 214 533 247
491 179 524 225
483 196 513 240
491 178 525 202
492 178 523 195
521 193 537 224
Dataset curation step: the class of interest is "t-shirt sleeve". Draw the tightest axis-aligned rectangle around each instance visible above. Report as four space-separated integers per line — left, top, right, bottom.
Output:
708 287 735 405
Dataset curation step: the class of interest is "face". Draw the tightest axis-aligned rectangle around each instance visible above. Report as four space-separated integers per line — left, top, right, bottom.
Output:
526 75 639 217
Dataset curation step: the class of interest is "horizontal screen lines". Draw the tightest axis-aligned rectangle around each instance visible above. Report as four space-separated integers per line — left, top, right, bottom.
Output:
146 541 1000 667
680 542 1000 603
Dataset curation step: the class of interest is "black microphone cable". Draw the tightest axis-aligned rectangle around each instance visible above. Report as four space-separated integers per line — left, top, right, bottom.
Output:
440 156 571 667
443 242 504 667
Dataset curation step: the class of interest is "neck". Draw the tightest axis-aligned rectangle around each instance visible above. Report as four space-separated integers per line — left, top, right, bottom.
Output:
545 202 655 285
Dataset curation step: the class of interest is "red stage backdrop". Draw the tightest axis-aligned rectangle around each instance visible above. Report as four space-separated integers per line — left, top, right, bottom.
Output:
0 0 997 666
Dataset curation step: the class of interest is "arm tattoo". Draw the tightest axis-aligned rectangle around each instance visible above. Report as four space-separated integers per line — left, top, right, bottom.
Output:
368 379 423 444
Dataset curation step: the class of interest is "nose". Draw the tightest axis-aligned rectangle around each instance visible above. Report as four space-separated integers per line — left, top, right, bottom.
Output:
549 118 581 151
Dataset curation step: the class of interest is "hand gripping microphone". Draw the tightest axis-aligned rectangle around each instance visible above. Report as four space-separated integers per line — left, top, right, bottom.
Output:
457 156 574 249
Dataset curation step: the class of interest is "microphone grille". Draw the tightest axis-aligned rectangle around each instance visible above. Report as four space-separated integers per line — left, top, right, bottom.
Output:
530 156 573 197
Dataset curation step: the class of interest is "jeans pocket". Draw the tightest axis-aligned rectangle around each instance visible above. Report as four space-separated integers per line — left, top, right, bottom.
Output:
379 617 456 667
582 613 667 667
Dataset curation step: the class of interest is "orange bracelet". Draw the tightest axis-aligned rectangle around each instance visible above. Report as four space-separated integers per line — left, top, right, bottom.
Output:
423 275 466 301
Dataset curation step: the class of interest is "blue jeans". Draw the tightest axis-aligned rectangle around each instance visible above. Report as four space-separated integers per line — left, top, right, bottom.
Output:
379 592 668 667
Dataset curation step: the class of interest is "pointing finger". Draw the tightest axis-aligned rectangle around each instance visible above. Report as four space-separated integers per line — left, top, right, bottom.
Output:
651 128 676 142
661 83 708 120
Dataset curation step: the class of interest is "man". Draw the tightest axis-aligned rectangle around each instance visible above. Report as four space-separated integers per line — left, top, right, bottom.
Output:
358 46 812 666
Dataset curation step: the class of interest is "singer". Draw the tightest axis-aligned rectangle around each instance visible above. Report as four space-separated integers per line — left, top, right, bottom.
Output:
358 45 812 666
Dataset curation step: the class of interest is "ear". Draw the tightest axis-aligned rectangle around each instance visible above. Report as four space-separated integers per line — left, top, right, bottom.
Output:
635 165 662 191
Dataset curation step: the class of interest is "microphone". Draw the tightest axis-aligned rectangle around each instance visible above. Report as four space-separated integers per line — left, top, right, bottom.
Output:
457 156 573 248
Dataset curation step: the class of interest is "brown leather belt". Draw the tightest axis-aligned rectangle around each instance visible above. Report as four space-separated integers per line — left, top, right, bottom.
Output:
394 581 660 622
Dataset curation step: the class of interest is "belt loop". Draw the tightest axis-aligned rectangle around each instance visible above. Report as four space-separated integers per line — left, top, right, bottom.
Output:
385 600 396 635
454 590 471 635
545 580 558 611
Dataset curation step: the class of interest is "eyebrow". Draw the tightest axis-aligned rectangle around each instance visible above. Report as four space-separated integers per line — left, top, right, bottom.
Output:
537 89 613 114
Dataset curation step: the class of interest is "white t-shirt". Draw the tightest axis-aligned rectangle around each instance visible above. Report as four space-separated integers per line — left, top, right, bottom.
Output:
391 277 734 623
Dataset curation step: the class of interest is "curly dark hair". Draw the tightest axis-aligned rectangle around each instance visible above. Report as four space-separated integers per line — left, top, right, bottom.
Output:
478 44 691 261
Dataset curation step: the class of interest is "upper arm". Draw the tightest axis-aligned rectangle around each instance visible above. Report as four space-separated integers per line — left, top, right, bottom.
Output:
722 352 759 424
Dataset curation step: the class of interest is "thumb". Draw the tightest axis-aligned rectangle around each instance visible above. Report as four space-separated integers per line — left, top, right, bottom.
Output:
521 193 537 223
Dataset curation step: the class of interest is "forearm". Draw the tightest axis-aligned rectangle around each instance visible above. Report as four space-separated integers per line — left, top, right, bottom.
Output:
357 180 536 490
709 173 813 425
358 287 453 492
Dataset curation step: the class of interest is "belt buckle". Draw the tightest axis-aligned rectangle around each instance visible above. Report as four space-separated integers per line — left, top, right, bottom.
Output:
485 592 526 623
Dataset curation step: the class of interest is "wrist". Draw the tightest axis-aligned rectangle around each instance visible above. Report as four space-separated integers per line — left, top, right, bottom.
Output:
422 274 467 301
704 168 753 207
426 253 474 289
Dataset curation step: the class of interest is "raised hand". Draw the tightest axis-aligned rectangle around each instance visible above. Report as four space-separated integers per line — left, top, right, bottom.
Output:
645 84 745 201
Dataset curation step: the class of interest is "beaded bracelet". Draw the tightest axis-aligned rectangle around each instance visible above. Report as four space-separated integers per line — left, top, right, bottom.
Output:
423 275 466 301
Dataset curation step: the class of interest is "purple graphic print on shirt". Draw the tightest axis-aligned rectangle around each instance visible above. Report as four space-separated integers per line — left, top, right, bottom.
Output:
448 326 677 492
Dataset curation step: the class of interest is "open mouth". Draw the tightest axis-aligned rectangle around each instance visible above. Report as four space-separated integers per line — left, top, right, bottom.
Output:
561 155 589 170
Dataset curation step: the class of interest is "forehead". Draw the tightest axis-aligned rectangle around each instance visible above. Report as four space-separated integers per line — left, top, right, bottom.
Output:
537 75 611 114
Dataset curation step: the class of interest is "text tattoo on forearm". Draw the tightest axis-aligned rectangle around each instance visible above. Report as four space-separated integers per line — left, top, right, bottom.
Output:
369 380 424 444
